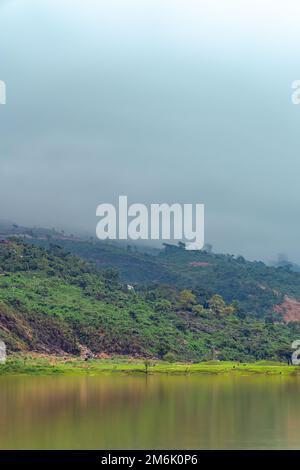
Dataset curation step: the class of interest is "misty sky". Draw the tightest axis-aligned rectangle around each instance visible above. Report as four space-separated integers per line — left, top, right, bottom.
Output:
0 0 300 262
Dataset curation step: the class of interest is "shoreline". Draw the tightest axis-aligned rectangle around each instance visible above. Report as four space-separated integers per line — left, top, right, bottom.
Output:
0 356 299 377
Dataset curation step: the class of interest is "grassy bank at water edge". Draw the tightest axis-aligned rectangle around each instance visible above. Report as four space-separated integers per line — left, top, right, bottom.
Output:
0 356 299 376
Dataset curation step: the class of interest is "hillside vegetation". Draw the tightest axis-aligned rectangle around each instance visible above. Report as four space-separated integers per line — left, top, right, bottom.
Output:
0 239 299 362
31 238 300 320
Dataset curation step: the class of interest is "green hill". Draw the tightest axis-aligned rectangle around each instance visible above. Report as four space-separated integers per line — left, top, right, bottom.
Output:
29 238 300 320
0 239 299 362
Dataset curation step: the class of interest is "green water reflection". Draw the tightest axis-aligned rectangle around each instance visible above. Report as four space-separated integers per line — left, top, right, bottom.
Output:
0 374 299 449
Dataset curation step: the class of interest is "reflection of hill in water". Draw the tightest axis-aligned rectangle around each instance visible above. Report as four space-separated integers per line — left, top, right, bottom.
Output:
0 375 300 449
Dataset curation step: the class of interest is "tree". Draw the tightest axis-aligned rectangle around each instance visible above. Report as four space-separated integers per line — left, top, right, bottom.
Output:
180 290 196 309
144 359 151 374
203 243 213 253
177 241 186 249
103 268 120 289
193 304 206 316
275 346 292 365
209 294 226 315
163 352 176 363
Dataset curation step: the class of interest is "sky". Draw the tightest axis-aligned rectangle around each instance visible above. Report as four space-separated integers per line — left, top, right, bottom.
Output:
0 0 300 262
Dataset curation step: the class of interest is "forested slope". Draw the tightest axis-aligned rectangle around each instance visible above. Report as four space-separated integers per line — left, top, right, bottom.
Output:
0 240 299 362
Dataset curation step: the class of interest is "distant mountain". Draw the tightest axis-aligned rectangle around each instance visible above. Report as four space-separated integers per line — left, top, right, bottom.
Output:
270 259 300 273
0 221 64 239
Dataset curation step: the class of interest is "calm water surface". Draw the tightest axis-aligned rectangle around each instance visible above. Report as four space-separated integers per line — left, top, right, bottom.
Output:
0 374 300 449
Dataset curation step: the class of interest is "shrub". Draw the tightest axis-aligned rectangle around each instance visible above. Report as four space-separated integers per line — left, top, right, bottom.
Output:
163 352 176 363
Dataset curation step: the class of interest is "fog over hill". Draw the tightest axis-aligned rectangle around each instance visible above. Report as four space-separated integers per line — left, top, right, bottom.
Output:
1 1 300 262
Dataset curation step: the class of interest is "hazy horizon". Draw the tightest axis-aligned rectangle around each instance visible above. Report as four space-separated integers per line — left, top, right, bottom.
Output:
1 1 300 262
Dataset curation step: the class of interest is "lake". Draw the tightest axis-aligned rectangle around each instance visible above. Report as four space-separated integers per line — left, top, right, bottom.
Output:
0 374 300 449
